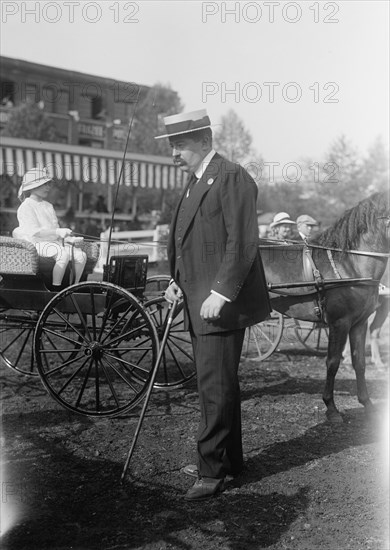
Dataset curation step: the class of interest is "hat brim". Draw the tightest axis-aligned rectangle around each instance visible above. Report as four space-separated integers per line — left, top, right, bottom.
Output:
155 124 216 139
270 220 296 228
18 176 52 197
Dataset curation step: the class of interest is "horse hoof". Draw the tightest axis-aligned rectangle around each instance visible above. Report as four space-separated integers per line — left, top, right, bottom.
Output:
326 411 344 424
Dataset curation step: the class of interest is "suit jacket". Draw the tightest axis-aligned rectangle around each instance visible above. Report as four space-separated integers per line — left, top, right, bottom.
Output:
168 153 271 334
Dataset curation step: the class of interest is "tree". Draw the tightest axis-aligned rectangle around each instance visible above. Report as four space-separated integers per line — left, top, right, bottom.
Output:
2 101 60 141
213 109 253 164
317 135 365 212
129 84 183 156
360 136 389 195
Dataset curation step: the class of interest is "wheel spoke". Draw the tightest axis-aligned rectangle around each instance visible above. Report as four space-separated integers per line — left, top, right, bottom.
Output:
56 358 92 396
69 293 92 341
35 282 158 416
73 360 94 407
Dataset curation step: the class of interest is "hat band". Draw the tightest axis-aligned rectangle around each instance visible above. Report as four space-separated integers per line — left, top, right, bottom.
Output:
165 115 211 137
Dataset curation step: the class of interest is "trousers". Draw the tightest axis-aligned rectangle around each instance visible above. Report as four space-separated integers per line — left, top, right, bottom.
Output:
190 327 246 479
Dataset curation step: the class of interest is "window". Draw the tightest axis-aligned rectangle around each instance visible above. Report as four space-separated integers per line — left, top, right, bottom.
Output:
0 81 16 106
24 83 39 104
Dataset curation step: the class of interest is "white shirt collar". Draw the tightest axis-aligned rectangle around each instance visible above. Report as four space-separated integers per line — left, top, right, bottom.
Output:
194 149 216 180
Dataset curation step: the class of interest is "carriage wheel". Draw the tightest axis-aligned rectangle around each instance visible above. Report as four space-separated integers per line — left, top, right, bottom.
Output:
243 311 284 361
34 281 159 417
293 320 329 355
0 309 38 376
144 275 171 299
143 297 195 387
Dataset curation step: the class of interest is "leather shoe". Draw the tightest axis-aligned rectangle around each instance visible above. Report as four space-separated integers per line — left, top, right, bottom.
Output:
181 464 234 482
184 477 225 501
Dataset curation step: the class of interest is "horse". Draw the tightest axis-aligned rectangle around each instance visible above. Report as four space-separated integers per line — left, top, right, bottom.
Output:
259 191 389 423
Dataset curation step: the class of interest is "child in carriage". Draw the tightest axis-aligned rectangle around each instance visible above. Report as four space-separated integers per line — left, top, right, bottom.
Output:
13 167 87 291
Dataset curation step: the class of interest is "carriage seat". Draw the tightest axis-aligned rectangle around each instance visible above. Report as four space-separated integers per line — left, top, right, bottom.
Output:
0 236 99 285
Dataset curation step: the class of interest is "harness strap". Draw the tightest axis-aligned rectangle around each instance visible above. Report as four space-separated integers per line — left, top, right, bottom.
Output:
327 249 342 279
304 245 324 288
268 279 379 297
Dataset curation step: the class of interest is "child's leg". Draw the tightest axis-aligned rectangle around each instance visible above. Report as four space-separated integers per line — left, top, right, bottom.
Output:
67 246 88 283
35 241 70 285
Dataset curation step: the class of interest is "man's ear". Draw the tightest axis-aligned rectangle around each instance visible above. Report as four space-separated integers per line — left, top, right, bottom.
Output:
201 134 211 150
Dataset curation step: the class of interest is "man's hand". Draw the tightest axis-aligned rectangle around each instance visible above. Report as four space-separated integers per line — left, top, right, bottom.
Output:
200 294 226 321
165 281 183 303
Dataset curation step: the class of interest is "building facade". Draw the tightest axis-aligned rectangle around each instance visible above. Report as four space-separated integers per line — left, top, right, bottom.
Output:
0 56 153 150
0 56 184 235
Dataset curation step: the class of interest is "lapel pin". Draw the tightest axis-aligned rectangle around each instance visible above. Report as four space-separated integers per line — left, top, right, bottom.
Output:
207 178 214 185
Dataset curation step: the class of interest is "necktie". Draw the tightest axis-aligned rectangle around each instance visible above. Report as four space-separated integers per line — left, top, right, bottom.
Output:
186 173 198 198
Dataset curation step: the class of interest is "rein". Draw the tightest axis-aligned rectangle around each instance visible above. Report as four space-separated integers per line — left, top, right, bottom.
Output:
307 243 390 258
260 238 390 258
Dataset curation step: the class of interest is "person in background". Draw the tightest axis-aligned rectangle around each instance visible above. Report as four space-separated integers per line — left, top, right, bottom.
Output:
269 212 296 240
296 214 318 241
14 167 87 291
95 194 108 213
158 109 271 502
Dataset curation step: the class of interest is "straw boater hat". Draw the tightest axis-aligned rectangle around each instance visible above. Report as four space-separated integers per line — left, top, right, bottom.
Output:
155 109 213 139
270 212 296 228
18 167 52 199
296 214 318 226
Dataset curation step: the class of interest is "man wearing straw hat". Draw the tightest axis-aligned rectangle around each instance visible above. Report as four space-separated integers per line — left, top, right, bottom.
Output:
157 109 271 501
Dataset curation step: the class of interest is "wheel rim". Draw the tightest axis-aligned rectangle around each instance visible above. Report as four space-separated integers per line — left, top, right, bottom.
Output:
34 281 159 417
0 309 38 376
243 312 284 361
143 297 195 387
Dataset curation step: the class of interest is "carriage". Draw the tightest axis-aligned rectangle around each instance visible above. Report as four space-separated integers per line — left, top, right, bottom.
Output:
0 236 332 417
1 192 389 427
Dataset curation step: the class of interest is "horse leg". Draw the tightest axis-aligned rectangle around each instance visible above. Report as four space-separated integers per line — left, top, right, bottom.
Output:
349 321 375 415
323 324 349 423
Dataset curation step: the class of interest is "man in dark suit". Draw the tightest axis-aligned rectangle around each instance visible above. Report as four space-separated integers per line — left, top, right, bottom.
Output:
156 109 271 501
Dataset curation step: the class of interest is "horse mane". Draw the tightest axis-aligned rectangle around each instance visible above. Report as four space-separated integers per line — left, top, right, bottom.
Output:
311 192 389 251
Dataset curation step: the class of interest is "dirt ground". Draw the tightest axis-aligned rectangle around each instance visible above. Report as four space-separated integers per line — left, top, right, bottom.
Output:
1 317 389 550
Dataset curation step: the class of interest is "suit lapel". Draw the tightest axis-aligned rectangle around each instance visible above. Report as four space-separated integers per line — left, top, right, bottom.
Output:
167 175 194 257
179 153 222 241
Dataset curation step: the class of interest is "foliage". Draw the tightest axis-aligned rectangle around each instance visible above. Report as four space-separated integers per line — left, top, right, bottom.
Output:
1 101 60 141
129 84 183 156
295 135 389 227
213 109 253 163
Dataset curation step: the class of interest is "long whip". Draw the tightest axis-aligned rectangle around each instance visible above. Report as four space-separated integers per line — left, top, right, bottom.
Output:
120 300 178 483
105 88 141 268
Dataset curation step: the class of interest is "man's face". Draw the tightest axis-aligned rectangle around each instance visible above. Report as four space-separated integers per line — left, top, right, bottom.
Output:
169 136 208 173
299 223 315 237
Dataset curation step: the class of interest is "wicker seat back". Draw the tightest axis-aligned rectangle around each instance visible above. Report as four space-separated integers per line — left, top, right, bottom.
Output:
0 236 39 275
0 237 100 280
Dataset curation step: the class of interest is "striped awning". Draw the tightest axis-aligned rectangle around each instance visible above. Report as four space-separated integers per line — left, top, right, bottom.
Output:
0 136 185 190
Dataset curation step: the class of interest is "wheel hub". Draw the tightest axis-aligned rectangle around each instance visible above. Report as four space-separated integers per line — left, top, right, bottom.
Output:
85 341 104 359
